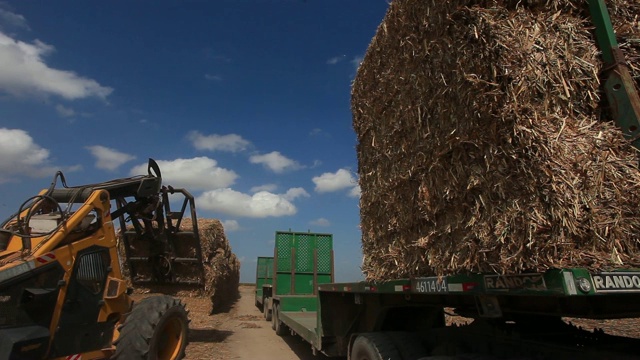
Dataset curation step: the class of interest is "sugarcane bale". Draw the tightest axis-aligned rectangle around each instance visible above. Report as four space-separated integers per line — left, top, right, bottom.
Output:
193 219 241 314
352 0 640 281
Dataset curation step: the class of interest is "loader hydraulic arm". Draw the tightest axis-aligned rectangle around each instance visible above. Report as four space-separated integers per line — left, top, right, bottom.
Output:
588 0 640 150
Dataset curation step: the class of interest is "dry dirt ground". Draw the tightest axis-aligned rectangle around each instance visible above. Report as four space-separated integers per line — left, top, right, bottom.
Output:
135 285 334 360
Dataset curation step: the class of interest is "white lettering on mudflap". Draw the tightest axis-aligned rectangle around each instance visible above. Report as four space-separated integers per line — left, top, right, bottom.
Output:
593 273 640 293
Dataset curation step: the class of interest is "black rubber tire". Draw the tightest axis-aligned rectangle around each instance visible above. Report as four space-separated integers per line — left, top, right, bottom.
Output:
351 333 402 360
113 295 189 360
387 332 429 360
272 303 290 336
264 298 272 321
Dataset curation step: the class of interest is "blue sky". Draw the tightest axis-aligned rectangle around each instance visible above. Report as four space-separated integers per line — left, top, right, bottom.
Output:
0 1 390 282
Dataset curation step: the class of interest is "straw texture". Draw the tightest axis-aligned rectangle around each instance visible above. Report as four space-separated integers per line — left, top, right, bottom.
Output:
352 0 640 280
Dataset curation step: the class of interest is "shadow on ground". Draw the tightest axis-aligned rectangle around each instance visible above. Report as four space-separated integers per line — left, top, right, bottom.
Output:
210 288 241 314
283 334 345 360
189 328 233 343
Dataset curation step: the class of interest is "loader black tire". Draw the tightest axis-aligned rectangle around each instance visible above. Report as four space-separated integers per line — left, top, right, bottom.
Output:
113 295 189 360
351 333 403 360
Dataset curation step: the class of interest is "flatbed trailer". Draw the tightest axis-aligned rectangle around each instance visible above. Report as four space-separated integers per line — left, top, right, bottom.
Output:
270 269 640 359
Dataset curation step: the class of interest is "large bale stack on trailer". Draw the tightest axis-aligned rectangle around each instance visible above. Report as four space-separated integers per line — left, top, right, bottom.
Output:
117 218 240 313
352 0 640 281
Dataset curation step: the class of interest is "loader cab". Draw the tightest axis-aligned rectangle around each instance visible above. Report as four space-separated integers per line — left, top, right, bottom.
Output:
0 260 66 359
0 187 127 359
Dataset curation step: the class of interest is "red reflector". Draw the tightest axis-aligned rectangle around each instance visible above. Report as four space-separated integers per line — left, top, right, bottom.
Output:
463 282 478 291
402 285 411 292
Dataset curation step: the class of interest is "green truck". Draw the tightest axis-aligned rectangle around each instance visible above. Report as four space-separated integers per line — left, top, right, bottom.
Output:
257 231 640 359
254 256 274 318
258 230 334 331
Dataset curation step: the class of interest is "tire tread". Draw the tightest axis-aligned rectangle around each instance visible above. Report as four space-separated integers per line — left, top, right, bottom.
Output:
113 295 189 360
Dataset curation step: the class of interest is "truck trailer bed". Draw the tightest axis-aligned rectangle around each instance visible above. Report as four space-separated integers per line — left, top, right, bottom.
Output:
279 311 318 347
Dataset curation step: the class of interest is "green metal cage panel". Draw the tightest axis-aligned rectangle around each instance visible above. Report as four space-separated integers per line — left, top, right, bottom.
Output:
274 231 334 296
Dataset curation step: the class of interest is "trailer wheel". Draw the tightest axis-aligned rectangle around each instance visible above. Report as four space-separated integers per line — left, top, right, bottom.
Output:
351 333 402 360
272 303 290 336
387 332 428 360
264 297 272 321
113 295 189 360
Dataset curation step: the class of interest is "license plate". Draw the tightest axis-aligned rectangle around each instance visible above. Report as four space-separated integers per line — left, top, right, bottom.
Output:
412 277 448 293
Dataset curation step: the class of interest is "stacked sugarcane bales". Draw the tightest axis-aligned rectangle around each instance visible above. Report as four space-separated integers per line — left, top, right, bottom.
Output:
352 0 640 281
196 219 241 314
117 218 240 313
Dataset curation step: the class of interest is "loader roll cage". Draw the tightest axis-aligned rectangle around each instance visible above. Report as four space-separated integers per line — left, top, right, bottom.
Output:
1 159 206 288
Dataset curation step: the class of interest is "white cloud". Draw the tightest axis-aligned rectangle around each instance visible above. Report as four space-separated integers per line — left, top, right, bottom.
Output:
351 55 364 71
249 151 301 173
55 104 75 118
349 185 361 198
222 219 240 232
129 157 238 191
86 145 135 171
0 8 29 30
0 31 113 100
326 56 344 65
0 128 56 182
204 73 222 81
187 131 250 153
283 187 309 201
251 184 277 193
310 218 330 227
313 168 358 193
309 128 330 137
196 188 303 218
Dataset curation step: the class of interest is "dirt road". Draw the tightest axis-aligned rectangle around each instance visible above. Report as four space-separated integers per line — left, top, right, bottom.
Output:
178 285 334 360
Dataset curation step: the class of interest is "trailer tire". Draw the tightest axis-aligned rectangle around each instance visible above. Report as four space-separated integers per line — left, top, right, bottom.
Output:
113 295 189 360
387 332 428 360
272 303 290 336
351 333 402 360
264 298 272 321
